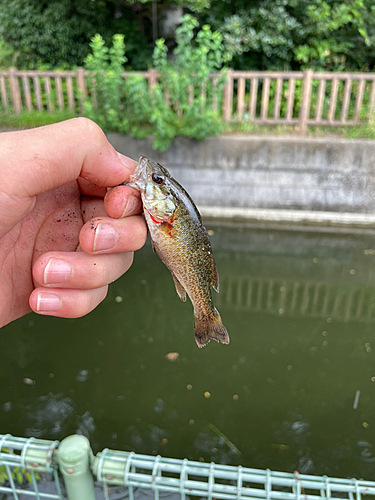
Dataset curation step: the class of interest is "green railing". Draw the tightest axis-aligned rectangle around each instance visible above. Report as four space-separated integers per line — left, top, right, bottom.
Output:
1 433 375 500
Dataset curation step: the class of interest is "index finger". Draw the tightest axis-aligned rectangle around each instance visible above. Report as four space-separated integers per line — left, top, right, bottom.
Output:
1 118 138 200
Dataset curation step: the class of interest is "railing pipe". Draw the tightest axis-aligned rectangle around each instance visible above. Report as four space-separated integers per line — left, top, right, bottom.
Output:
58 435 95 500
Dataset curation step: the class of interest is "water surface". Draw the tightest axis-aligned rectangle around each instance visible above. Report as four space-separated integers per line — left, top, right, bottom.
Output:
1 224 375 479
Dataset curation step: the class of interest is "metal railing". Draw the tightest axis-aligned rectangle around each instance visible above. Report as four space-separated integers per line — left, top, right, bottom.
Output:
1 68 375 132
1 434 375 500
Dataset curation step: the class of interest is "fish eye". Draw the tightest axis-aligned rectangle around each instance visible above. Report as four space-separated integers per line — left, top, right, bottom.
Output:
152 173 164 185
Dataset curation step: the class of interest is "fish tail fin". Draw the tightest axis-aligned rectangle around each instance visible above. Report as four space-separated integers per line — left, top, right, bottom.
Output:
194 308 230 348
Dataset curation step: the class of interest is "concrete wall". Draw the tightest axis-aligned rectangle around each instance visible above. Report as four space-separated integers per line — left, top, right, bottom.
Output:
108 134 375 214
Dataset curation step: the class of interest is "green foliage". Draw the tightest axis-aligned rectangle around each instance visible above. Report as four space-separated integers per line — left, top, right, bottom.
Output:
0 449 41 485
83 15 229 151
0 0 152 69
148 14 229 150
84 34 129 134
0 36 17 69
293 0 373 70
198 0 375 72
0 465 41 484
1 0 375 73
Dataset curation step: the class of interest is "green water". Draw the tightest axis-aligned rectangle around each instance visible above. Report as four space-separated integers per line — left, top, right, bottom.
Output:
1 224 375 479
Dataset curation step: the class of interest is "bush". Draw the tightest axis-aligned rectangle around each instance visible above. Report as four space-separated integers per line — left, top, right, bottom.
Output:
83 15 229 151
148 14 228 150
84 34 129 134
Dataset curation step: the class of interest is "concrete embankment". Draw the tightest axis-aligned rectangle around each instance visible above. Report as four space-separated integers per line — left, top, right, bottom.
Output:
108 134 375 228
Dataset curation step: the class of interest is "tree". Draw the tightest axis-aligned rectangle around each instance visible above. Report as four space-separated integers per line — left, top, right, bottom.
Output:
197 0 375 71
0 0 152 69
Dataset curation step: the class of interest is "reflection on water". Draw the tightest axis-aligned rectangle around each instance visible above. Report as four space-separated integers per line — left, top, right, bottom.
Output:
1 225 375 479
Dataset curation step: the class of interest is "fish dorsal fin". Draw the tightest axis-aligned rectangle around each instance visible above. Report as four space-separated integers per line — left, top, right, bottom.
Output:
211 256 219 293
171 272 187 302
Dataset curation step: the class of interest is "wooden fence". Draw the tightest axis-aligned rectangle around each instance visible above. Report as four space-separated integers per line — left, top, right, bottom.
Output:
1 67 375 133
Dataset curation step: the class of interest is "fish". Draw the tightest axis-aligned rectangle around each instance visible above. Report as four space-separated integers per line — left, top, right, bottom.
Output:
124 156 229 348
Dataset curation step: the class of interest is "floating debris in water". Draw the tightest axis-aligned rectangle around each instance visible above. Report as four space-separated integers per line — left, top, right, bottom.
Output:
161 438 168 445
362 422 369 428
350 269 356 275
208 423 241 455
233 394 239 401
371 377 375 382
2 402 12 412
165 352 179 362
115 296 123 303
140 279 147 285
186 384 192 390
204 391 211 398
287 365 293 370
365 343 371 353
23 378 35 385
353 390 360 410
272 443 290 452
207 229 215 236
48 373 54 378
364 249 375 255
313 258 319 263
189 419 195 425
322 331 328 336
76 370 89 382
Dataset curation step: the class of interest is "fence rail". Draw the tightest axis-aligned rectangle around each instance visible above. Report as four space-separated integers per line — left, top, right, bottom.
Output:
1 68 375 132
1 434 375 500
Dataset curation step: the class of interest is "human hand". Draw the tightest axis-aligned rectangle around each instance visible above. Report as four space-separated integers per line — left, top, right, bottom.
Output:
0 118 147 328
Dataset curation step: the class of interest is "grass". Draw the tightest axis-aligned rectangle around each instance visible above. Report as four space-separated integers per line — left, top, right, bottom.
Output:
225 121 375 140
0 110 77 130
1 110 375 141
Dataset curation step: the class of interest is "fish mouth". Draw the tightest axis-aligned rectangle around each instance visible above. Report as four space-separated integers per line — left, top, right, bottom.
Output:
123 155 148 191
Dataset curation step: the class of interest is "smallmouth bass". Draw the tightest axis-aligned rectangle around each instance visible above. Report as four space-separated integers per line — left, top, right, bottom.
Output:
125 156 229 348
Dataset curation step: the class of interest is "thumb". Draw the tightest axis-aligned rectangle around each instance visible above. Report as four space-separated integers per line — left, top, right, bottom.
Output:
0 118 136 238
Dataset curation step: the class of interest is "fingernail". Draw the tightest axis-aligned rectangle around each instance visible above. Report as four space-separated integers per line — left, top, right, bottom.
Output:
44 259 72 285
36 293 61 312
117 152 137 171
121 195 141 218
93 223 118 252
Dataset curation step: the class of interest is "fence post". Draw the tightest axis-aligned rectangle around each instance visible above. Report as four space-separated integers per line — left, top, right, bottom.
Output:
298 69 313 134
58 435 96 500
148 68 158 91
9 68 21 114
223 68 233 122
76 67 87 114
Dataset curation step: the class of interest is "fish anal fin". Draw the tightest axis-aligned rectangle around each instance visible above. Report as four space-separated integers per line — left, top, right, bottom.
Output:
194 308 229 348
171 272 187 302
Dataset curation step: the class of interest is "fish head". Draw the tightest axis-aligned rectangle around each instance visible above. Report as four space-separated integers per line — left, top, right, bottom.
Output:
125 156 177 221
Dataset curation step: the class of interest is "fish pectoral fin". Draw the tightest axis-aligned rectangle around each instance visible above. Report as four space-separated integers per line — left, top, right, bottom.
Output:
211 257 219 293
150 235 157 253
171 272 187 302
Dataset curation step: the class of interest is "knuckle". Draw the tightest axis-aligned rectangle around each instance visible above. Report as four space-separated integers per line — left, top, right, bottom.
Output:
72 117 104 139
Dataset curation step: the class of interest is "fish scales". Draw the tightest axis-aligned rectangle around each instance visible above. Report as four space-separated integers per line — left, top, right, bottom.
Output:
125 156 229 348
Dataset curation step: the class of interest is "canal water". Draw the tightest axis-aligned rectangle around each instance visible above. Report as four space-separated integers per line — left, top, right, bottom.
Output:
1 224 375 480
